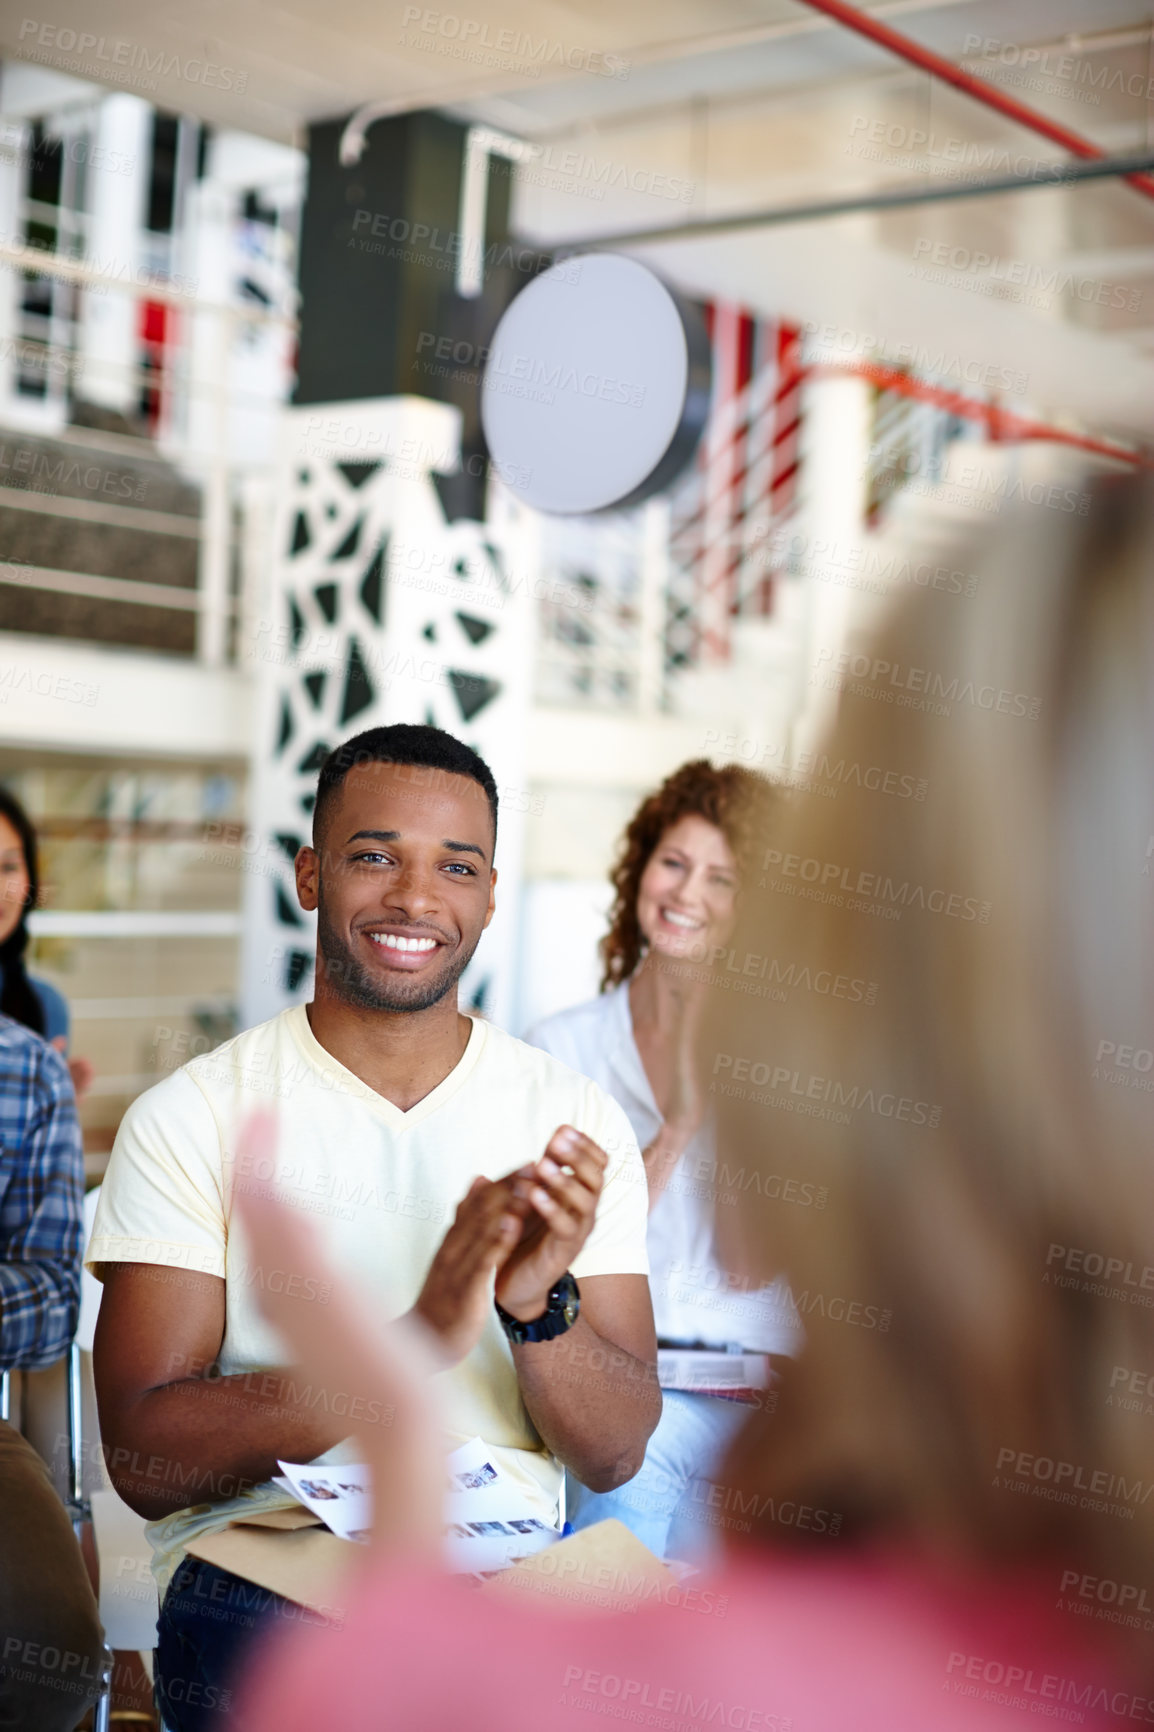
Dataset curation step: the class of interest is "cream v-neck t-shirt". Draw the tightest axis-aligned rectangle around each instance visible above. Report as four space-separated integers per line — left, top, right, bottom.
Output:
88 1005 649 1592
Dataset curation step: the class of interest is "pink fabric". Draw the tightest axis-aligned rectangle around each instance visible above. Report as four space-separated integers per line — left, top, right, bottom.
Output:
241 1551 1134 1731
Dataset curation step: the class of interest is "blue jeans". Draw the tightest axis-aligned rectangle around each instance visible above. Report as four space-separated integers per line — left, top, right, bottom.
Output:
567 1389 748 1564
155 1556 334 1731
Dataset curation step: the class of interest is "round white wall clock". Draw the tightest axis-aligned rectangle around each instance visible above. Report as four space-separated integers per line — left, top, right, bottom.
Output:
480 253 711 516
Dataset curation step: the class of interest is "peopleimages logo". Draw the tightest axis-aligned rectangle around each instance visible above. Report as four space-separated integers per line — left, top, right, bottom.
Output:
1058 1569 1154 1633
0 666 100 708
813 647 1042 718
964 32 1154 104
486 349 645 409
712 1052 941 1127
0 119 134 177
559 1667 792 1728
0 442 147 499
1044 1242 1154 1310
756 529 980 599
911 238 1141 313
351 212 582 287
802 318 1029 395
759 847 991 924
17 19 247 91
689 945 879 1003
400 7 630 79
519 142 694 203
0 234 198 299
412 329 644 407
944 1652 1154 1722
994 1446 1154 1525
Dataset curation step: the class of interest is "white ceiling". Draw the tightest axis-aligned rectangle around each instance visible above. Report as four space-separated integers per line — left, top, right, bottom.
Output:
0 0 1138 145
5 0 1154 436
457 0 1154 136
0 0 812 144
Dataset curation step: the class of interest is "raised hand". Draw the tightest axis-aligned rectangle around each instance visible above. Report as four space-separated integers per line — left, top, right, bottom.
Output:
230 1110 444 1561
648 963 707 1139
494 1126 607 1323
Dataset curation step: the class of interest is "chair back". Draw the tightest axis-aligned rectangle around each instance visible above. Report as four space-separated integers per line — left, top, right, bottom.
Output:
76 1185 103 1353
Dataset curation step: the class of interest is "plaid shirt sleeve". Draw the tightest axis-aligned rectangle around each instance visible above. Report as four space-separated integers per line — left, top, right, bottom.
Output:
0 1021 84 1370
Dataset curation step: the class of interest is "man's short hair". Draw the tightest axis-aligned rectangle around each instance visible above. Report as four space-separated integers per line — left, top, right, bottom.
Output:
312 724 499 854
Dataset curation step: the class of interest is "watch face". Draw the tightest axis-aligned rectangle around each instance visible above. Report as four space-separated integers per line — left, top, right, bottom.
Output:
556 1273 580 1331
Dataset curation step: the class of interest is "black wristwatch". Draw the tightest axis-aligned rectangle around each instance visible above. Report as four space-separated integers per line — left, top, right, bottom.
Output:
495 1272 581 1345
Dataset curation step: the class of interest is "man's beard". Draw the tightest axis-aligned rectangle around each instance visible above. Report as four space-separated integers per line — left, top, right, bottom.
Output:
315 902 476 1013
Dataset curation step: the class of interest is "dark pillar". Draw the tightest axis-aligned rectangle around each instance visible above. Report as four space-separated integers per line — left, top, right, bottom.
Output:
294 111 543 519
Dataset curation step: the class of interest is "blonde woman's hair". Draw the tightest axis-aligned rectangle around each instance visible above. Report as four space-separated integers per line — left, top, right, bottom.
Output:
709 469 1154 1614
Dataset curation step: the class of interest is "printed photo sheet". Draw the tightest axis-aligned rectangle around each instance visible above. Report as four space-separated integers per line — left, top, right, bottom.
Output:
275 1438 559 1574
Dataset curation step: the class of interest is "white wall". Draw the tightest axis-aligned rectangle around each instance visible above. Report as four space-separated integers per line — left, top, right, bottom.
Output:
0 631 250 757
514 877 613 1037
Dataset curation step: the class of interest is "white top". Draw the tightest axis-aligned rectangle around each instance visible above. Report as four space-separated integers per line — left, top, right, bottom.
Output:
527 983 801 1357
89 1004 649 1589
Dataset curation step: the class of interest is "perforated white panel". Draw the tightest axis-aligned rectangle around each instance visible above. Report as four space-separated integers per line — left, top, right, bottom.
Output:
239 396 532 1031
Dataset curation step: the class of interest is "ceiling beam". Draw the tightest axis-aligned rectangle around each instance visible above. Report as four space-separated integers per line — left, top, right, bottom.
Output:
791 0 1154 203
546 147 1154 255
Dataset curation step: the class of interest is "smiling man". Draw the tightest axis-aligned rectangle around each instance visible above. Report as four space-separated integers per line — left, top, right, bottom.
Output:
88 724 658 1732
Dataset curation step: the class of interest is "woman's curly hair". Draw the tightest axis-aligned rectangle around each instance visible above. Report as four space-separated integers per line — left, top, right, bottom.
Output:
599 759 778 990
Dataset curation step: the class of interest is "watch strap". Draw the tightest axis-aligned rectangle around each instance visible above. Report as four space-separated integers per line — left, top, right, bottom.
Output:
495 1272 580 1345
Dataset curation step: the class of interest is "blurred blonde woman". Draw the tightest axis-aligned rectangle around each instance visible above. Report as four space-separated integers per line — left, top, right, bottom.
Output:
240 467 1154 1729
713 464 1154 1599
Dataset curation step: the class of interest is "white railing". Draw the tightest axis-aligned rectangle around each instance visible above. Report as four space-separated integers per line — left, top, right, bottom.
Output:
865 381 962 520
0 95 297 670
666 326 803 670
531 500 668 713
530 326 805 713
0 232 290 667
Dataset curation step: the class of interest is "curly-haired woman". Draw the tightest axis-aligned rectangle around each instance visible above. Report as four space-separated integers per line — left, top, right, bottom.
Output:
525 760 800 1562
